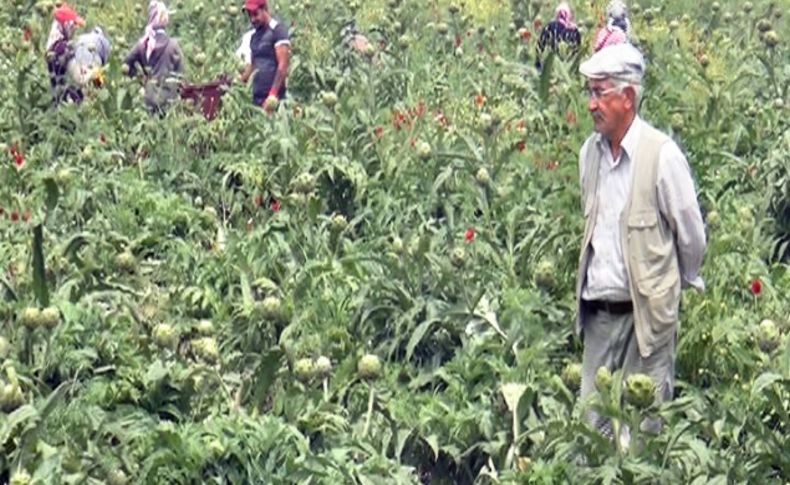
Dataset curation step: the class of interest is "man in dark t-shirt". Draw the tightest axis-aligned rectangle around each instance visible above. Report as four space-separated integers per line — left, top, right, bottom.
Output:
241 0 291 112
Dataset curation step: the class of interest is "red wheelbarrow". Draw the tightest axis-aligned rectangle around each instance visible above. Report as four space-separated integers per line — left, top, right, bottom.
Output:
180 75 232 121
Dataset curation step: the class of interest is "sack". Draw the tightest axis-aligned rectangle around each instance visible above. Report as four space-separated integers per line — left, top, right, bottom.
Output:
67 28 111 86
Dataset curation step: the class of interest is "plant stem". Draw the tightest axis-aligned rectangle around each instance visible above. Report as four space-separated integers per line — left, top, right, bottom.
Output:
510 408 520 467
323 377 329 403
363 383 375 438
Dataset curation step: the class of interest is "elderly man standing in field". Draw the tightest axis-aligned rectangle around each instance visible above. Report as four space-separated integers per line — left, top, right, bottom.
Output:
575 43 706 439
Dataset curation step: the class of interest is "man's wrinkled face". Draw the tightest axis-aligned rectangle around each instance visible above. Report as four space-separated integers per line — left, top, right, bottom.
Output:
587 78 633 138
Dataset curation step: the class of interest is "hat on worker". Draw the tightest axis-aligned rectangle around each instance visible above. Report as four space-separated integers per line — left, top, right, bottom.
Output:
54 4 85 26
579 42 645 84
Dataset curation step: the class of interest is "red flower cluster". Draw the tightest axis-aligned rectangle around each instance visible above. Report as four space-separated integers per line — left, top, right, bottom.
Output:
9 145 25 169
23 28 32 42
521 30 532 42
392 101 427 131
374 126 385 139
271 198 281 213
2 208 31 223
475 93 486 109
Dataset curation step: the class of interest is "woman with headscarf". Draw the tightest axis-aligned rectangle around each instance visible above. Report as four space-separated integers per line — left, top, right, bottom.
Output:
124 1 185 114
594 1 632 52
536 2 581 70
46 4 86 105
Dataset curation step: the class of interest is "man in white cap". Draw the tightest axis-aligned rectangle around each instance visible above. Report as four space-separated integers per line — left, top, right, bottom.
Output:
575 43 706 440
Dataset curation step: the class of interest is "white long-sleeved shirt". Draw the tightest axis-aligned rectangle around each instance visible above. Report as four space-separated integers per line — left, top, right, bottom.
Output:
580 116 706 301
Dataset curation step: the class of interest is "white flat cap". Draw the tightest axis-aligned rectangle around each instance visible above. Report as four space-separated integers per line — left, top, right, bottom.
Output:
580 43 646 84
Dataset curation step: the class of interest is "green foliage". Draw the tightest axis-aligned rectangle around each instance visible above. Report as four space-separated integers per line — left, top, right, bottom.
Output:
0 0 788 483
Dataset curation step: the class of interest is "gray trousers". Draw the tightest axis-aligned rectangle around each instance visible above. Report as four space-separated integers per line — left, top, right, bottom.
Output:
580 308 676 437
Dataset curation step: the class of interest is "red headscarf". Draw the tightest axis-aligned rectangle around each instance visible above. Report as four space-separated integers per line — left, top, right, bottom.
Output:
54 4 85 26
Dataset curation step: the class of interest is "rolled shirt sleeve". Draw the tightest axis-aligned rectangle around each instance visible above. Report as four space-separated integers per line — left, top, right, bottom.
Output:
273 22 291 48
656 142 707 291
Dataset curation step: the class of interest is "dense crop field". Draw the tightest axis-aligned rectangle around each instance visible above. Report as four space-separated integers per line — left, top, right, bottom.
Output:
0 0 789 483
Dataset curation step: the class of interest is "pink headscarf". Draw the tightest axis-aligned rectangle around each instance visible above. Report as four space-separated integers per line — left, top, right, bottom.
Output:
555 2 577 30
594 26 629 51
140 1 170 61
594 0 631 52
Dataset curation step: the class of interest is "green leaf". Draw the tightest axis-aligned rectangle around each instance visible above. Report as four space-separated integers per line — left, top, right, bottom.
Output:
424 434 440 461
31 224 49 307
251 347 284 410
43 178 60 214
538 52 555 103
405 318 438 361
752 372 783 396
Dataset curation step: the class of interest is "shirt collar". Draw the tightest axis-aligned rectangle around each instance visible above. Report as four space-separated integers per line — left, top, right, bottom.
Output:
595 115 642 167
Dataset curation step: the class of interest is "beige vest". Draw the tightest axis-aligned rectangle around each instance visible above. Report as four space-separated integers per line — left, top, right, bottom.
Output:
576 122 681 358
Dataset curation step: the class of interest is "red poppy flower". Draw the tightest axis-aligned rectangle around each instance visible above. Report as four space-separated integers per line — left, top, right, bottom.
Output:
516 140 526 152
23 28 32 42
10 211 19 223
374 126 385 139
100 133 107 144
566 110 577 126
751 279 762 296
454 34 462 48
9 145 25 169
475 93 486 108
465 227 476 243
521 30 532 42
533 19 543 31
0 207 4 216
270 198 281 213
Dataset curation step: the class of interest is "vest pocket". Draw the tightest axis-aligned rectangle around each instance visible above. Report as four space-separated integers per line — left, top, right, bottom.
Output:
645 281 680 325
627 209 674 286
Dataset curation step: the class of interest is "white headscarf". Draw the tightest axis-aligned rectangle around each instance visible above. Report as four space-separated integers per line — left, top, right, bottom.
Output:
141 1 171 61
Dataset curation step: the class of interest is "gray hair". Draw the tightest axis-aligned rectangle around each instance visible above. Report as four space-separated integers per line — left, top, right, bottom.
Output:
613 78 643 110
